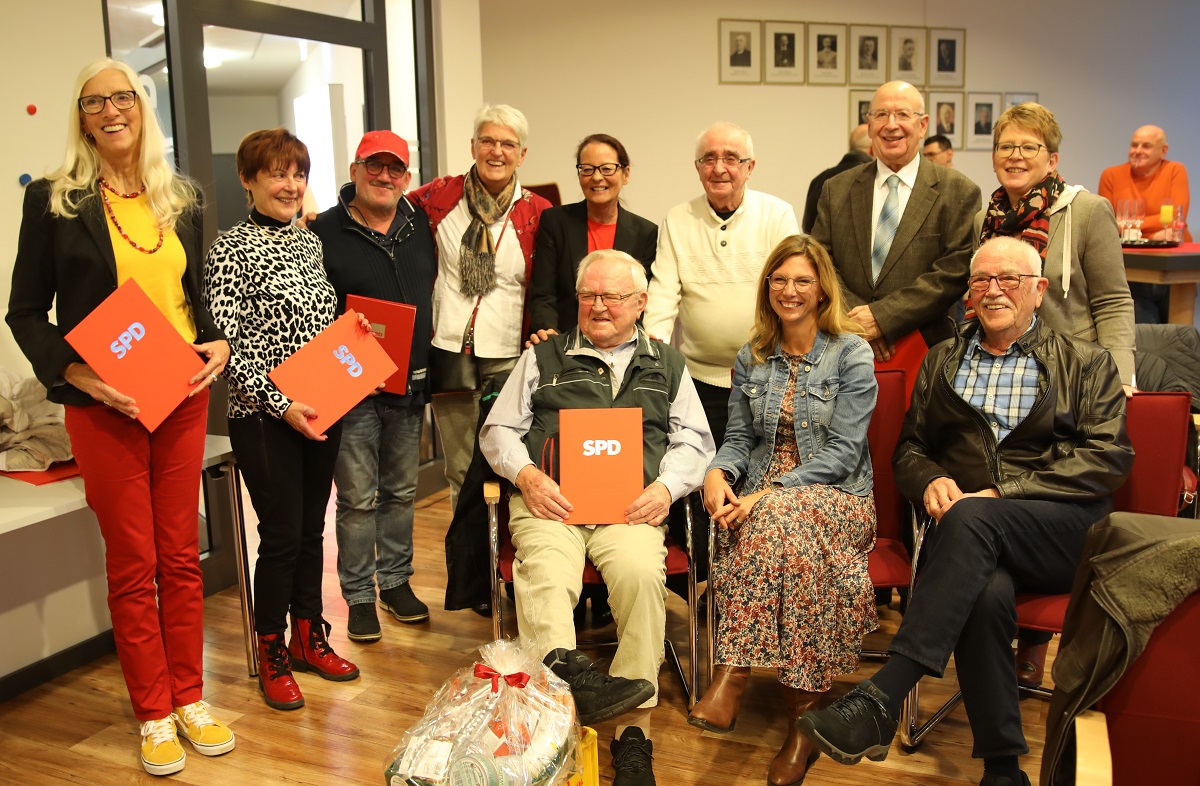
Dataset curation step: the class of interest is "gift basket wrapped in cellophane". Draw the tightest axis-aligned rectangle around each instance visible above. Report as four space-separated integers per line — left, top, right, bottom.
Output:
385 639 580 786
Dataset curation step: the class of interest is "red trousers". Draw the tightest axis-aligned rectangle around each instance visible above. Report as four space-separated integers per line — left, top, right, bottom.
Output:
65 391 209 721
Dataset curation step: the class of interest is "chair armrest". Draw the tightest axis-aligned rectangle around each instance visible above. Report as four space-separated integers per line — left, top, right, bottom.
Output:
1074 708 1113 786
484 481 501 506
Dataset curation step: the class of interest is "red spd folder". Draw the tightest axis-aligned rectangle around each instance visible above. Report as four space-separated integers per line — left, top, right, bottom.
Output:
65 279 205 432
874 330 928 405
346 294 416 395
268 312 398 435
558 408 644 525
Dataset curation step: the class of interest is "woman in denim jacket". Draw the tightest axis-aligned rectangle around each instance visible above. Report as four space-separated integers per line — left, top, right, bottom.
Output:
687 235 879 786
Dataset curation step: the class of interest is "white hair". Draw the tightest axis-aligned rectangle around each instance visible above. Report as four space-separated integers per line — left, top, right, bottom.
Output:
695 121 755 160
972 236 1042 275
473 103 529 149
575 249 648 293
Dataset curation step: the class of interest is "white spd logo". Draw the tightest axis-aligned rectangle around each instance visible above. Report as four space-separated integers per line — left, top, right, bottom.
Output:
582 439 622 456
110 322 146 359
333 344 363 377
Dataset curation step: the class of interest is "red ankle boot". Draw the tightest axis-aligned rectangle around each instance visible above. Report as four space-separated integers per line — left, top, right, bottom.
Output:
287 616 360 681
257 633 304 710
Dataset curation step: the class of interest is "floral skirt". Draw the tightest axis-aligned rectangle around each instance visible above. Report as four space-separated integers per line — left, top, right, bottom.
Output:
712 484 878 690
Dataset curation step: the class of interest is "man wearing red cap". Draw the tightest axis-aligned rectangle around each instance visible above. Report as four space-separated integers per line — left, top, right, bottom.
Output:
310 130 437 642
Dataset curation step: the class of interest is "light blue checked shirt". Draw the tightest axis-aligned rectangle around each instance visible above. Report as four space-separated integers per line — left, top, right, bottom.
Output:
953 317 1044 443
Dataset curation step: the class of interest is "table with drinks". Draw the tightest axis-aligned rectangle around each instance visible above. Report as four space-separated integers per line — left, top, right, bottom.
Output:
1116 198 1197 325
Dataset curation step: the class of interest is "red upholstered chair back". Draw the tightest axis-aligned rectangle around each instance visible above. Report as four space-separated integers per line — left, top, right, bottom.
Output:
867 369 910 589
1112 391 1192 516
1098 592 1200 785
523 182 562 207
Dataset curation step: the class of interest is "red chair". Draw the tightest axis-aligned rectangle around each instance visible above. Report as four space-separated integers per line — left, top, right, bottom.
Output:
899 391 1193 747
523 182 562 207
484 482 701 708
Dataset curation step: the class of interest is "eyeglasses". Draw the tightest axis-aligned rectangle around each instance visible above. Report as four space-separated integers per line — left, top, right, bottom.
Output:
576 163 623 177
576 291 640 307
967 273 1039 292
868 109 925 124
356 158 408 177
994 142 1046 159
696 154 752 169
475 136 520 153
767 275 818 292
79 91 137 114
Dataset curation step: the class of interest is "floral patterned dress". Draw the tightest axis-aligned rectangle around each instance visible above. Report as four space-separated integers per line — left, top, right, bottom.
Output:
712 354 878 690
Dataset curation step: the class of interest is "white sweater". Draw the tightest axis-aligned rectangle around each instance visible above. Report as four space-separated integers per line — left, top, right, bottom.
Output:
644 189 799 387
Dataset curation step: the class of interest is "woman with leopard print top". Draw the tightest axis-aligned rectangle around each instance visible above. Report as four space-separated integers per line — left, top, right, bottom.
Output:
203 128 359 712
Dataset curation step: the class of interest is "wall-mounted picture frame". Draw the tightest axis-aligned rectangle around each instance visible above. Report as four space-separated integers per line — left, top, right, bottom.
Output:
1004 92 1039 109
765 21 805 84
966 92 1001 150
719 19 762 84
928 28 965 88
849 89 875 134
807 23 847 85
889 26 926 86
929 90 964 151
849 24 887 86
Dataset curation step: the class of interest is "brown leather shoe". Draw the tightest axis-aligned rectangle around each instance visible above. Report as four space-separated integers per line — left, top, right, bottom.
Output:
688 665 750 733
768 685 821 786
1016 641 1048 688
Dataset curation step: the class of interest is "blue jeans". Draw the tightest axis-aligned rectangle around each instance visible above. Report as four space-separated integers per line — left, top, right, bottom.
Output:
333 397 423 605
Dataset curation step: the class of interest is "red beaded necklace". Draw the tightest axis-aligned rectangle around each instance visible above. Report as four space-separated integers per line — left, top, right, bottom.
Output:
98 177 164 254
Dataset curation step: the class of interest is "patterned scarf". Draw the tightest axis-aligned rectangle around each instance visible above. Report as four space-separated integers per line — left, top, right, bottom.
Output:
458 165 516 297
979 171 1065 261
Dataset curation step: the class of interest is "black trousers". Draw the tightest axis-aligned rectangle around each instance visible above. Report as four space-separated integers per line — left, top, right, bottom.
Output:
229 412 343 635
890 495 1112 758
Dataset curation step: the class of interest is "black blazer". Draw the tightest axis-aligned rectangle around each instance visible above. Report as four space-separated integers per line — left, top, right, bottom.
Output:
6 178 221 406
528 200 658 332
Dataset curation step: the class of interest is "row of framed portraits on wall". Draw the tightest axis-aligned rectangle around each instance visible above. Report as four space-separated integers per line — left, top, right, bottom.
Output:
719 19 966 88
847 90 1040 151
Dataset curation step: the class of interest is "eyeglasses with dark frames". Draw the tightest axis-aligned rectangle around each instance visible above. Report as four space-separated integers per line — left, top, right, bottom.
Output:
356 158 408 177
993 143 1046 159
79 91 137 114
967 273 1040 291
696 154 751 168
576 163 623 177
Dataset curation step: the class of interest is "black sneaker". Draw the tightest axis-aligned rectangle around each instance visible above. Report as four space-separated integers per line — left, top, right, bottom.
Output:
796 679 897 765
610 726 655 786
379 583 429 623
980 772 1031 786
543 649 655 726
346 603 381 642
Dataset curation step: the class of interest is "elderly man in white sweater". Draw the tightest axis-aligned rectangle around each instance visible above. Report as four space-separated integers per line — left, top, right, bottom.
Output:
644 122 799 447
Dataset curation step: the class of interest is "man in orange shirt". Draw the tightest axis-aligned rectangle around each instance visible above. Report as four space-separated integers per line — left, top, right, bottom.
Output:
1098 125 1192 322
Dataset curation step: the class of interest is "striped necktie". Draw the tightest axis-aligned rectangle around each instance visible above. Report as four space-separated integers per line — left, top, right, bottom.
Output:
872 174 901 283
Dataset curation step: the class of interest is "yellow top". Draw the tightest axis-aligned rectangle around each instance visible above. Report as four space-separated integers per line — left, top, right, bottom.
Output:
104 193 197 343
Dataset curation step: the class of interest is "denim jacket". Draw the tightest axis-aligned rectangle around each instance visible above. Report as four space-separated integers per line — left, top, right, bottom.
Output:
709 330 877 497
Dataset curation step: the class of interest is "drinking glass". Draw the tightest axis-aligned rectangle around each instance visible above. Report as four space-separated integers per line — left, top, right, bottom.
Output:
1173 203 1188 244
1160 199 1175 242
1132 199 1145 241
1116 199 1131 241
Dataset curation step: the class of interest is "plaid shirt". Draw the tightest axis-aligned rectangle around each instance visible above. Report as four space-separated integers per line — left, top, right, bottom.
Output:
952 318 1044 443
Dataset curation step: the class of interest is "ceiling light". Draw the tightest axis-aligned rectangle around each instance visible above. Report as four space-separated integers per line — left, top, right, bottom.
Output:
204 51 223 68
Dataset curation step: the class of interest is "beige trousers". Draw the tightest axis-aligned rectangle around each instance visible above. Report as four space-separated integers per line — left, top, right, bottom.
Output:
508 494 667 706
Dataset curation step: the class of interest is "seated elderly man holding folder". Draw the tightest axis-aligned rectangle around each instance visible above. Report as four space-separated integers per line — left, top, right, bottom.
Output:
479 248 714 786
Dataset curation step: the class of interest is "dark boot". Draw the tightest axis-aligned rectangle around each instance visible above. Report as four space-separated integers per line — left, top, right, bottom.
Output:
544 648 655 726
257 633 304 710
688 665 751 733
287 616 360 681
768 686 822 786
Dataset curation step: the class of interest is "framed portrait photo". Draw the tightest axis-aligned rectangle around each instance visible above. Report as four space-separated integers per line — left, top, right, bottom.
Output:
966 92 1001 150
928 28 965 88
807 23 847 85
889 26 926 86
849 25 887 86
849 89 875 134
719 19 762 84
929 91 964 151
764 21 805 84
1005 92 1039 109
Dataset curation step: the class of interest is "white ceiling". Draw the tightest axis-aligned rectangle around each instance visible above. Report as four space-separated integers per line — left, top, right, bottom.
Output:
106 0 361 95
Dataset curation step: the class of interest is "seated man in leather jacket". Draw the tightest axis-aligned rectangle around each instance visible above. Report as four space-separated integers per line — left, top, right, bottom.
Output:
798 236 1135 786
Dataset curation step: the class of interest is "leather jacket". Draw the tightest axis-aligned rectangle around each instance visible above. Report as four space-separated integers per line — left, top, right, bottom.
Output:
894 318 1134 504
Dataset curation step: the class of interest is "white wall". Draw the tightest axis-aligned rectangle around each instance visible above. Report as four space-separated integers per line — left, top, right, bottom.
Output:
209 95 283 154
475 0 1200 224
431 0 484 176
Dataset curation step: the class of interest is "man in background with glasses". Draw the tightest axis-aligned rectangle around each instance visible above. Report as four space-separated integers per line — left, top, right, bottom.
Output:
481 249 714 786
309 130 437 643
811 81 980 379
643 121 798 593
799 237 1133 786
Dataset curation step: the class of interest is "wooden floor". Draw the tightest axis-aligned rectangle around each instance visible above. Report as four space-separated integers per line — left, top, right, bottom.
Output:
0 488 1056 785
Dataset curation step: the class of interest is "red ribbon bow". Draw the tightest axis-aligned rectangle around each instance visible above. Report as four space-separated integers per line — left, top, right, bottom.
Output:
474 664 531 693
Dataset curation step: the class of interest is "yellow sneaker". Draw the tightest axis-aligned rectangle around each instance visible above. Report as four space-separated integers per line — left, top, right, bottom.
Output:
171 700 236 756
140 716 186 775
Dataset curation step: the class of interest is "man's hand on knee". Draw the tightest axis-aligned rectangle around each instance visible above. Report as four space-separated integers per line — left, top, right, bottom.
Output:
516 465 574 522
924 477 1000 520
624 481 672 526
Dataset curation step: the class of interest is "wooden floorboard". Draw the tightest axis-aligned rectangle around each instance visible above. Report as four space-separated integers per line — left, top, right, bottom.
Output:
0 487 1054 784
